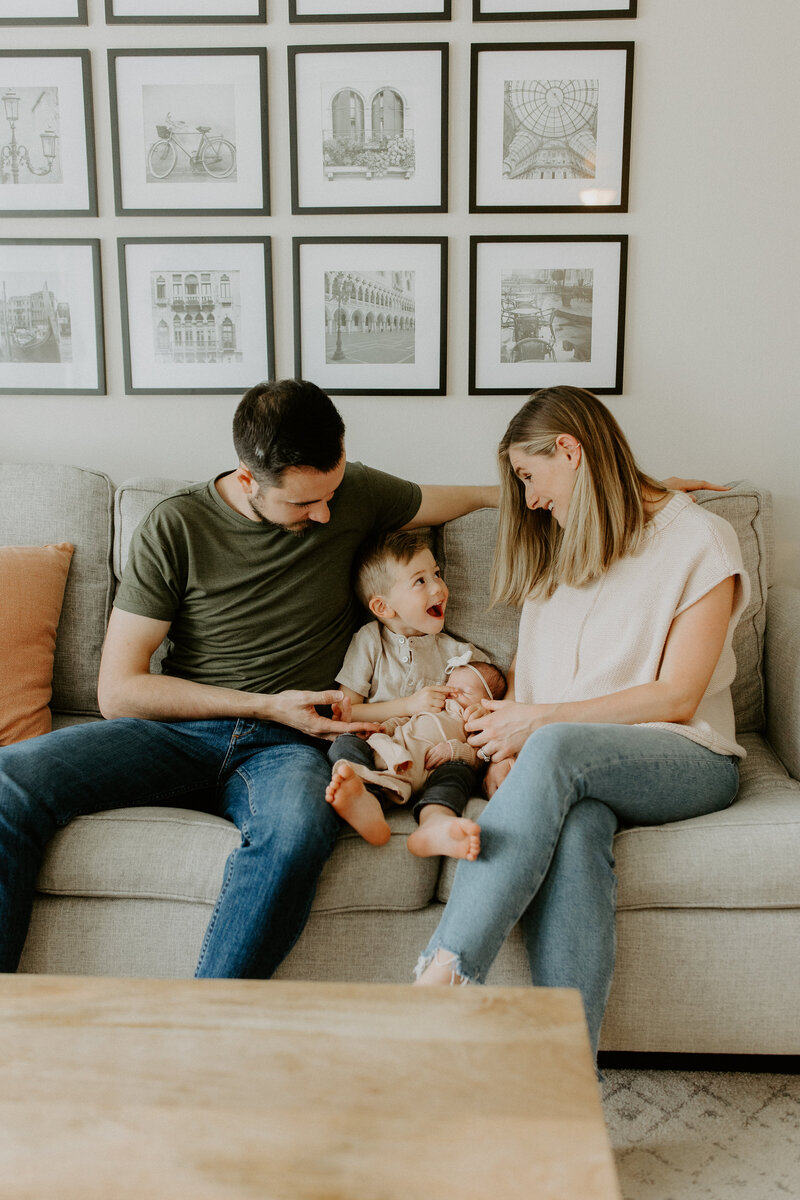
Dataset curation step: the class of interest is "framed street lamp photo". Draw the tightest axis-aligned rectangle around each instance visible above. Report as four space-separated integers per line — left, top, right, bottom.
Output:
470 41 633 213
108 48 269 217
0 0 87 23
0 239 105 395
289 43 448 214
0 51 97 217
293 237 447 395
118 237 274 396
105 0 266 21
469 234 627 395
473 0 635 19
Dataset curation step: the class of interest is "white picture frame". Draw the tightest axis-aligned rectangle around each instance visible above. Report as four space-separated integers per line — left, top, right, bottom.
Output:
293 237 447 395
470 42 633 213
119 237 274 395
0 239 105 395
469 235 627 395
109 48 269 216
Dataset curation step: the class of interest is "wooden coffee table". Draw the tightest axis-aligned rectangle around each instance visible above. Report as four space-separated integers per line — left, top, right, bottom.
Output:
0 975 620 1199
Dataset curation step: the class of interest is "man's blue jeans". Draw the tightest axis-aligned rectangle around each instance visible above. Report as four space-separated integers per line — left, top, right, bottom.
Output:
0 717 339 977
416 723 740 1057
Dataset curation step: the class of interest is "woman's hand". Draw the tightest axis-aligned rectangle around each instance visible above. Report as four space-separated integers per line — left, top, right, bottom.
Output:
465 699 554 762
406 685 452 716
483 757 515 797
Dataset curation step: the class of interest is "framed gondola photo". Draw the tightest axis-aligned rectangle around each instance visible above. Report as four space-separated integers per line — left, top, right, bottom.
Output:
293 236 447 395
0 239 105 395
108 48 269 216
470 41 633 213
469 234 627 395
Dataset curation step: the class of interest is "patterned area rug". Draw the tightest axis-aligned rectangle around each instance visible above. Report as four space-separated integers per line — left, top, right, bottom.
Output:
602 1069 800 1199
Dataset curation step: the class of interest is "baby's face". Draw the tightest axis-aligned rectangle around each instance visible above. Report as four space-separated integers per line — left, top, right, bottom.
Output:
448 666 487 704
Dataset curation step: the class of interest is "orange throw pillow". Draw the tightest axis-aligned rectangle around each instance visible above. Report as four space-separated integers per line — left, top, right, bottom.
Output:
0 543 75 745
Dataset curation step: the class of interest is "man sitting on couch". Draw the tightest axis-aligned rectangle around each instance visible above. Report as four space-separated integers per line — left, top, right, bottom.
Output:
0 379 498 979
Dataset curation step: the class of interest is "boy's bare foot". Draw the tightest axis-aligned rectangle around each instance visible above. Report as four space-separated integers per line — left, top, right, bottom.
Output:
326 761 391 846
406 813 481 861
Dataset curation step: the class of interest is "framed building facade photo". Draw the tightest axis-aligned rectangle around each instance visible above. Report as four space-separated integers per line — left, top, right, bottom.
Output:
470 42 633 213
118 237 274 396
0 51 97 218
0 0 87 24
105 0 266 21
473 0 635 19
469 234 627 395
0 239 105 395
108 48 269 217
290 0 451 22
293 237 447 396
289 44 448 214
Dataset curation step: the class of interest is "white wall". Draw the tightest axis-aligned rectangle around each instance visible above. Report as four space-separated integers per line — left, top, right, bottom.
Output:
3 0 798 584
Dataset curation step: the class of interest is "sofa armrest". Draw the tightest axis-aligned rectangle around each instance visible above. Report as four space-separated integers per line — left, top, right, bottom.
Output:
764 584 800 781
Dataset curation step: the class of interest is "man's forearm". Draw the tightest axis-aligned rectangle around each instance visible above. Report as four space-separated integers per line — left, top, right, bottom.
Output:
98 668 278 723
403 484 499 528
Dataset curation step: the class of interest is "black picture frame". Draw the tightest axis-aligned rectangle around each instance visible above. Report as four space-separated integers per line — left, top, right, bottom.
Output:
288 43 448 215
468 234 627 395
470 41 634 214
0 238 105 395
473 0 636 19
293 236 447 396
118 236 274 396
0 50 97 218
108 47 269 217
0 0 87 24
289 0 450 22
105 0 266 23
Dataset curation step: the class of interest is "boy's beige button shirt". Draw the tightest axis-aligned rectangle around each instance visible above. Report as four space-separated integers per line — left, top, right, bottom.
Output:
336 619 485 703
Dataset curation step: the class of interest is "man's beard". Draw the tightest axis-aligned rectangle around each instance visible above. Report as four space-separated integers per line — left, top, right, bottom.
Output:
246 493 310 536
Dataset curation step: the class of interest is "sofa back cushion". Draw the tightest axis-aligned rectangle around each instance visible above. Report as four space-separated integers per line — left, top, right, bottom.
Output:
113 477 193 581
0 464 115 716
436 481 772 735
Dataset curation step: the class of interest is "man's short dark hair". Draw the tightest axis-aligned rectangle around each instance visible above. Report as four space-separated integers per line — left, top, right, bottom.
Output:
232 379 345 485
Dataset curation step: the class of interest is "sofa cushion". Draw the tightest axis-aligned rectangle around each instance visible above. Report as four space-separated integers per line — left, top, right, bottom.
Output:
0 543 74 744
435 481 771 733
437 732 799 911
113 477 193 581
36 804 439 914
0 464 115 716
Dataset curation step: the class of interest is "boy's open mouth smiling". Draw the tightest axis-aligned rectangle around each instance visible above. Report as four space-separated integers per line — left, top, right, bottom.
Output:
427 603 444 618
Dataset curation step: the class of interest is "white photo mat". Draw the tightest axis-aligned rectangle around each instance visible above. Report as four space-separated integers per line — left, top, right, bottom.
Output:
0 54 93 214
471 238 625 394
295 239 445 394
293 0 445 14
291 46 445 212
473 44 631 211
477 0 633 15
111 51 266 213
0 0 82 16
0 241 103 394
121 240 272 394
108 0 263 16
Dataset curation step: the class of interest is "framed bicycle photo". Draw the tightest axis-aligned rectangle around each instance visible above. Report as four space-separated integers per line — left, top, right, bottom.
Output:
0 0 87 23
118 237 274 395
469 235 627 395
108 49 269 217
470 42 633 213
0 239 105 395
0 51 97 217
105 0 266 21
290 0 450 22
473 0 635 20
293 237 447 396
289 44 448 214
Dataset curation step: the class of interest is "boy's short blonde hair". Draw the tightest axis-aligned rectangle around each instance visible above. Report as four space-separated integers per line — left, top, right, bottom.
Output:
354 529 433 610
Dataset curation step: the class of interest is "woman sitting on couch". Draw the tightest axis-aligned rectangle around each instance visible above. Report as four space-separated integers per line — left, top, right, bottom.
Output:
413 386 750 1061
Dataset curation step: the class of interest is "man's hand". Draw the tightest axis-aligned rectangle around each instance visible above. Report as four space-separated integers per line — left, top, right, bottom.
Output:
406 685 452 716
424 741 453 770
663 477 731 498
271 690 382 741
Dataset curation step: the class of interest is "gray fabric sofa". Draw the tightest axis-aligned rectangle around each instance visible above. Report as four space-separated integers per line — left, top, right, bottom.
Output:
2 463 799 1055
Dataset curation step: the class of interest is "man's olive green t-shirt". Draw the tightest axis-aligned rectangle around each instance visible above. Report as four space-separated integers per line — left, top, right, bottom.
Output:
113 462 422 695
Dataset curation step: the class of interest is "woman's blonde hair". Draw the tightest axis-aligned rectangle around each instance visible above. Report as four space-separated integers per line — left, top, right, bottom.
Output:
491 386 667 605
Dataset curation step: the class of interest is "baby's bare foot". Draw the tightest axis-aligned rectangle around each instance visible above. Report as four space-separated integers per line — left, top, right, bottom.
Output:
326 761 391 846
407 814 481 861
